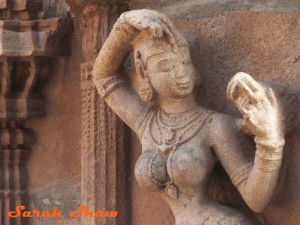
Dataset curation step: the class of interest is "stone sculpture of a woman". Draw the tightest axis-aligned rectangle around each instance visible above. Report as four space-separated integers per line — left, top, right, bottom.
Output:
92 9 285 225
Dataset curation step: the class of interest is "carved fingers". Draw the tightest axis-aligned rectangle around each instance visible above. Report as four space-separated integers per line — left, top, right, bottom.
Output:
227 72 281 139
228 72 259 105
228 73 257 119
119 9 177 47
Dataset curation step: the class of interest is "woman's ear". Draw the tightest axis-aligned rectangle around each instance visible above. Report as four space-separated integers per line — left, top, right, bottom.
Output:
135 60 145 80
135 51 148 80
135 51 153 102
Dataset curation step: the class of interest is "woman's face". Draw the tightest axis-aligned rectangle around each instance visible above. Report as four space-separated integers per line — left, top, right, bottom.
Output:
145 46 196 100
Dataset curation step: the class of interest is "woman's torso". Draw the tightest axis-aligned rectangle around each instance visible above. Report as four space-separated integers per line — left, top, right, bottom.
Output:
134 104 216 197
134 104 252 225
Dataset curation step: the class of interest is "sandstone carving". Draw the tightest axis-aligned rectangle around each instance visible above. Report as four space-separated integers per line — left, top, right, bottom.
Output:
0 1 72 225
76 2 130 225
93 9 287 225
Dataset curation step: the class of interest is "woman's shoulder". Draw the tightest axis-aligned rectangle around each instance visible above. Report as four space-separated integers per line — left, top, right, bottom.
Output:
135 103 158 139
206 110 239 127
203 110 241 140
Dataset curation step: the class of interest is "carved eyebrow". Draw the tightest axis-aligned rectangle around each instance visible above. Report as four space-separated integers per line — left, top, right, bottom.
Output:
156 59 170 65
145 52 165 67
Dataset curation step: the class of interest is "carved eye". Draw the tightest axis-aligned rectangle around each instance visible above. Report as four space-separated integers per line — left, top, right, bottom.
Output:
161 67 171 72
160 64 175 72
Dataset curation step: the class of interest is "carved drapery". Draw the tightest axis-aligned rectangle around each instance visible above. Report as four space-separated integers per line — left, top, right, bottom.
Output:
66 1 130 225
0 1 72 224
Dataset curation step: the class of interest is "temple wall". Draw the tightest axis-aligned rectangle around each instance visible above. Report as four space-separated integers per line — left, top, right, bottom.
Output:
25 17 82 225
129 2 300 225
18 1 300 225
131 0 300 16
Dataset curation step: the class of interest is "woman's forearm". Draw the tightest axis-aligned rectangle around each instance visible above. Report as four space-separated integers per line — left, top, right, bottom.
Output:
93 19 135 80
239 137 285 212
226 72 286 212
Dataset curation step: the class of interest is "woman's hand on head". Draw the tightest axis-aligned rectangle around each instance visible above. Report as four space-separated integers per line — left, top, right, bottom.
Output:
118 9 177 47
227 72 284 141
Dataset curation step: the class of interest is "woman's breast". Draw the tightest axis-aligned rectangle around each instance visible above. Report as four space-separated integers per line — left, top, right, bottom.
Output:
168 143 215 188
134 142 216 193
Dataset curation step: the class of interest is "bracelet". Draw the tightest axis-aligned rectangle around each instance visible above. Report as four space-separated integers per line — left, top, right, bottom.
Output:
93 76 124 99
254 137 285 172
254 137 285 161
254 156 282 172
254 136 285 149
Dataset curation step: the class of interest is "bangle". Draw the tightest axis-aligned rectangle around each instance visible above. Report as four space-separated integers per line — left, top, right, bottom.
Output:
93 76 124 99
254 156 282 172
254 137 285 172
254 136 285 149
254 137 285 161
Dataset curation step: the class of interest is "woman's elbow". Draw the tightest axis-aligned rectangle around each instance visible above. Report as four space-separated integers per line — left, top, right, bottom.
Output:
244 194 269 213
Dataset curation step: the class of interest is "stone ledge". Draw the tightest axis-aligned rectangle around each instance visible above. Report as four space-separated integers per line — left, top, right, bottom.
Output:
0 0 43 11
0 97 45 119
0 18 73 57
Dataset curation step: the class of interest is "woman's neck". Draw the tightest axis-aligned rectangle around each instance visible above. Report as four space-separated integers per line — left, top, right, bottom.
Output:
157 94 198 114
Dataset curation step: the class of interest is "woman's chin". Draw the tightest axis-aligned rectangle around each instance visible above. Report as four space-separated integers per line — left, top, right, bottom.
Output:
175 88 194 98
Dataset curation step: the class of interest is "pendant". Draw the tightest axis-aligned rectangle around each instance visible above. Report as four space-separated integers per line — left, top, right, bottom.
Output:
165 128 176 144
159 143 174 153
165 181 178 199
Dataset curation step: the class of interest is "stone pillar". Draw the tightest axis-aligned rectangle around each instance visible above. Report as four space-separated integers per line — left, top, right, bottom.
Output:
66 1 130 225
0 1 72 224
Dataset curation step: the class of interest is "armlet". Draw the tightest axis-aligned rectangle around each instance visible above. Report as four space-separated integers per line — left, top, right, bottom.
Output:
94 76 124 99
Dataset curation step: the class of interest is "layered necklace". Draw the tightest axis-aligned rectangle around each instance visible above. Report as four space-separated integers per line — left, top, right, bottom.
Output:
146 107 211 199
149 107 211 157
145 106 212 199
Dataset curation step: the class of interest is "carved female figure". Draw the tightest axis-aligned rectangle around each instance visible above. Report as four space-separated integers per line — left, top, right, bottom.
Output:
93 9 285 225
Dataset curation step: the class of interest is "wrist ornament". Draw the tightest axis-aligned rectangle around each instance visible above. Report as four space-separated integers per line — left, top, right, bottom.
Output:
254 136 285 172
94 75 124 99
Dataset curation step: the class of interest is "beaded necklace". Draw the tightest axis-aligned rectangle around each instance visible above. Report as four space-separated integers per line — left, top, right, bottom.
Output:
146 107 212 199
149 107 210 156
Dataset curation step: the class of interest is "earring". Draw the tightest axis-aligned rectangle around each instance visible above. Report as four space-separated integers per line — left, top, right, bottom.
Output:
139 79 153 102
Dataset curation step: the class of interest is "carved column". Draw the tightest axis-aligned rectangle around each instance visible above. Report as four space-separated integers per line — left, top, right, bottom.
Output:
0 1 72 225
66 1 130 225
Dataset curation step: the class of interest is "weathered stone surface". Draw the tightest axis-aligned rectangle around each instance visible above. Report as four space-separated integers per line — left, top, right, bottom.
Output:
30 174 81 225
92 8 297 225
64 1 131 225
66 0 124 7
8 1 298 225
27 17 82 225
0 1 74 225
129 9 300 225
44 0 69 18
0 0 43 11
0 19 72 57
65 0 128 16
0 0 43 20
131 0 300 18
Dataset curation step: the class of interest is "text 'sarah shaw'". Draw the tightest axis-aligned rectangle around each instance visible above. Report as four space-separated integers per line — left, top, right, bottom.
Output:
8 206 118 218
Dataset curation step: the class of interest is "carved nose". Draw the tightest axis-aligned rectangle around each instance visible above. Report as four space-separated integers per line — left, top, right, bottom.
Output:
175 65 185 79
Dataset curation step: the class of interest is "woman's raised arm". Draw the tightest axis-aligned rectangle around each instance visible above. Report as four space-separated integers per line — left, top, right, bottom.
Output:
210 72 285 213
92 10 177 132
